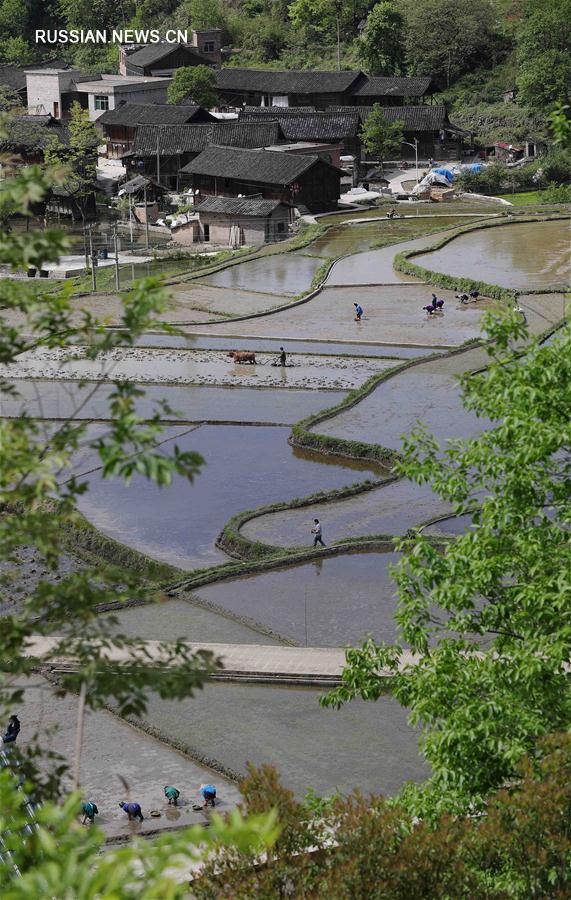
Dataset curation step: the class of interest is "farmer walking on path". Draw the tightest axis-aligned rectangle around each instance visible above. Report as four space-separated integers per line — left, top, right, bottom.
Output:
312 518 326 548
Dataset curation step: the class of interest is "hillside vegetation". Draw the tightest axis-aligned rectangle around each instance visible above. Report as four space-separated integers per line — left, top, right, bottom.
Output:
2 0 570 145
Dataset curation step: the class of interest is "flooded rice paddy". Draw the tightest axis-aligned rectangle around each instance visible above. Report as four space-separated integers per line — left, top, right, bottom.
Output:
75 425 378 569
200 252 323 295
193 551 400 647
138 682 428 797
1 381 347 424
414 219 570 290
133 333 436 359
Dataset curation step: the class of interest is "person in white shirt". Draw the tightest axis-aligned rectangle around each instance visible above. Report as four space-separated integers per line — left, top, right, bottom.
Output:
311 518 325 548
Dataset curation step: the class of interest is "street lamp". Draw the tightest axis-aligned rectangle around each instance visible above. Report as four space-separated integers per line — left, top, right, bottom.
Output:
402 138 419 184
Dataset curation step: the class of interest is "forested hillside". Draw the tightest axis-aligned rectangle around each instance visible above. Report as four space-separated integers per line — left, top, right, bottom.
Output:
2 0 570 143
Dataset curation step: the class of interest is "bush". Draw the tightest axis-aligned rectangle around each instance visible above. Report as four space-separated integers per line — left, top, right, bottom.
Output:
540 181 571 202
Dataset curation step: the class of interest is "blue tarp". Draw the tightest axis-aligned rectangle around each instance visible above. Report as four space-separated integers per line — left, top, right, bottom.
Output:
465 163 483 173
434 167 454 182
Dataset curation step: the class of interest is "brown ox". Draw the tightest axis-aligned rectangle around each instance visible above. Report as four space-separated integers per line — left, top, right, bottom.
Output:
227 350 256 364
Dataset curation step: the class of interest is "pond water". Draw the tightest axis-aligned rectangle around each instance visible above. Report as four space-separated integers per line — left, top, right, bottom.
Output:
1 381 346 425
414 220 570 290
138 682 428 797
200 253 323 295
193 550 400 647
75 424 378 569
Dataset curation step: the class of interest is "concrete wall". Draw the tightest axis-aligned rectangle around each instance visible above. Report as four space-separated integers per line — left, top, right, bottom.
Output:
27 70 81 116
87 83 170 120
171 207 290 246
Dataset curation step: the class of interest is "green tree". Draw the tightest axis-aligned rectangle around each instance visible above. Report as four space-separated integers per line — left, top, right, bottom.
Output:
58 0 124 31
323 313 571 813
360 104 404 173
167 65 218 107
0 84 23 111
192 734 571 898
515 0 570 110
357 2 405 76
0 137 219 794
401 0 496 87
189 0 224 28
0 0 28 38
0 36 36 66
0 769 279 896
288 0 364 49
44 102 99 237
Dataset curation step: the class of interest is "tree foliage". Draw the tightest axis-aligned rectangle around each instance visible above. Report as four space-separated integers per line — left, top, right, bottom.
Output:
401 0 496 87
167 64 218 107
43 102 99 224
0 134 225 797
357 2 404 76
360 104 404 172
192 734 571 898
0 770 279 897
323 313 571 812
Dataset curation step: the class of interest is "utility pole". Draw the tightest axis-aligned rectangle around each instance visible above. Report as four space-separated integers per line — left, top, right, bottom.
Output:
143 181 150 251
113 222 120 290
88 225 97 291
336 11 341 72
156 127 160 186
128 193 134 249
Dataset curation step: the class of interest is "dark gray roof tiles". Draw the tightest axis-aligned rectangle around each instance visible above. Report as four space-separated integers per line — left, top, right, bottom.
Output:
0 115 70 151
181 145 336 184
332 105 449 130
124 42 207 68
98 103 211 127
352 76 433 97
239 107 361 141
217 68 361 95
196 194 286 216
133 120 281 155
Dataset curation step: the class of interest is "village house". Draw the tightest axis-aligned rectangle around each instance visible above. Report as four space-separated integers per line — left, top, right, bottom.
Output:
0 114 69 165
0 58 69 108
172 194 291 247
238 107 361 157
119 31 222 76
127 120 282 190
97 102 215 158
332 104 470 161
181 145 342 212
26 69 171 121
216 69 434 110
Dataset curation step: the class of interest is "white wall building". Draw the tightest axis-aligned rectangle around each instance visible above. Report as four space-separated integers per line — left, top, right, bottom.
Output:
26 70 171 121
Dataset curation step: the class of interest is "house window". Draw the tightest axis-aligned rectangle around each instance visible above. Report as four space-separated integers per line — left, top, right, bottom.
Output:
202 41 215 53
53 101 60 118
203 224 210 242
94 95 109 111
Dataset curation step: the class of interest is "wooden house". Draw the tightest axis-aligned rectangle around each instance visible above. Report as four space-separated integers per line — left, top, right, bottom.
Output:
98 102 215 158
128 120 281 190
181 145 342 212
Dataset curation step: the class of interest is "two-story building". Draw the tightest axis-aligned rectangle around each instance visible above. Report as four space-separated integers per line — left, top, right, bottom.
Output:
98 102 215 157
128 120 282 190
119 31 222 75
26 69 171 121
182 145 342 212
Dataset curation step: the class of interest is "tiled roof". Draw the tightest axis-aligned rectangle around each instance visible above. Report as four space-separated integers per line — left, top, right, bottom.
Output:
0 115 70 151
124 42 206 68
196 194 286 216
98 102 211 127
182 145 329 185
133 120 281 155
239 108 360 141
0 58 70 92
332 105 448 131
242 105 316 114
216 68 361 94
352 76 432 97
120 175 165 194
